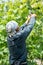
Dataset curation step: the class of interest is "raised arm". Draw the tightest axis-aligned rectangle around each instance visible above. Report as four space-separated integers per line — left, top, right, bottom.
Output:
20 15 30 30
18 14 37 39
10 14 36 40
20 14 36 29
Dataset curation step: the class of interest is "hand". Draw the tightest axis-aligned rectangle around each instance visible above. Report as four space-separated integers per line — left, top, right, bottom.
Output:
30 14 37 18
25 15 31 24
27 14 37 20
25 14 37 25
27 15 31 20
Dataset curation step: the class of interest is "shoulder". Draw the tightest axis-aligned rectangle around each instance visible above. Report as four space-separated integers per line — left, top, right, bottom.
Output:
7 36 11 42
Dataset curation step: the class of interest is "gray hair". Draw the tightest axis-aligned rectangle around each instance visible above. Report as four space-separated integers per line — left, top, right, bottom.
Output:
6 20 19 36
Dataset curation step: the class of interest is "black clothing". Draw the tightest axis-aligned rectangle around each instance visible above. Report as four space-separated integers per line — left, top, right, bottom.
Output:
7 17 36 65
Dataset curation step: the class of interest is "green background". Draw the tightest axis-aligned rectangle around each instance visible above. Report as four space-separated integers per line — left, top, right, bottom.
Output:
0 0 43 65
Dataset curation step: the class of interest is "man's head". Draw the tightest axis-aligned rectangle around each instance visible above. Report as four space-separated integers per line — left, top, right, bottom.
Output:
6 20 19 36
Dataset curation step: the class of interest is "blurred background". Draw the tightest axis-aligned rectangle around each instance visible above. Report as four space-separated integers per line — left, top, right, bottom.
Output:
0 0 43 65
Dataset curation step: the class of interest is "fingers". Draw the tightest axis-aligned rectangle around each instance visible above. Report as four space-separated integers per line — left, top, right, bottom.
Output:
28 14 37 19
26 13 37 22
30 14 37 17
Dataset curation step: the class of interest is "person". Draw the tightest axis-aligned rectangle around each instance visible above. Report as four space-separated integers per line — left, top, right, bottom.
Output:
6 14 36 65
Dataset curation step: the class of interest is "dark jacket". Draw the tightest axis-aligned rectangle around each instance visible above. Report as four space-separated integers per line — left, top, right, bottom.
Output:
7 17 36 65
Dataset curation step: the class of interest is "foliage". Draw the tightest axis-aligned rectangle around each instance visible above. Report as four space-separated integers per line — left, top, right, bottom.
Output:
0 0 43 65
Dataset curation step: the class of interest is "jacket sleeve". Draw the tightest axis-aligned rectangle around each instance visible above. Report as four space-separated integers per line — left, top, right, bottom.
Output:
10 17 36 40
18 16 36 39
20 23 27 30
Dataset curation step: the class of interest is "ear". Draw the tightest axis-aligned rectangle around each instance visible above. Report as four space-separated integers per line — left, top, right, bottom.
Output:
15 26 19 32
